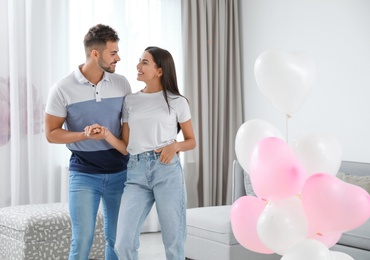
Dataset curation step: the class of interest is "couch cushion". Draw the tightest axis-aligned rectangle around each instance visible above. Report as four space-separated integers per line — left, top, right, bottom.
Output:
337 219 370 251
187 205 238 245
243 172 257 196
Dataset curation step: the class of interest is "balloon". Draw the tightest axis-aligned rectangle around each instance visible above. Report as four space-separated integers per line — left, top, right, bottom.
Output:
292 133 342 176
308 230 342 248
302 173 370 234
254 49 316 115
281 239 331 260
230 196 273 254
250 137 307 200
235 119 283 173
330 251 355 260
257 196 308 255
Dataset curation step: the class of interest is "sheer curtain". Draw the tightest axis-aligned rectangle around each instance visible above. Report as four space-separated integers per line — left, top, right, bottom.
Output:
69 0 182 93
181 0 244 207
0 0 182 209
0 0 70 207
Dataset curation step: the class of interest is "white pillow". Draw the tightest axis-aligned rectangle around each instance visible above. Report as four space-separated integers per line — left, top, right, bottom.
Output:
243 171 257 196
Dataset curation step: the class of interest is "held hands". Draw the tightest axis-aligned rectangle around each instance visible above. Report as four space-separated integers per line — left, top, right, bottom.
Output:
84 124 111 140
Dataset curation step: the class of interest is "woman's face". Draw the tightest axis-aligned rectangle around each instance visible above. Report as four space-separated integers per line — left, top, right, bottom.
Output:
136 51 162 83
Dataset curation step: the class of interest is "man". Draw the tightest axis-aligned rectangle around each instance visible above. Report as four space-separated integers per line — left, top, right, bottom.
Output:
45 24 131 260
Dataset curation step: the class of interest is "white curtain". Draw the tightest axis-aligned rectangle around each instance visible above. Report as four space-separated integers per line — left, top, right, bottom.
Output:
0 0 70 207
69 0 183 93
0 0 182 214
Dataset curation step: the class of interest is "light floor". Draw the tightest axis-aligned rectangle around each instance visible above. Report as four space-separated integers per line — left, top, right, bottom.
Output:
139 232 166 260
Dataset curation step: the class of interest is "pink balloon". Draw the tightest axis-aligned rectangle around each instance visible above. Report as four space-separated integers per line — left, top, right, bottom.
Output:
235 119 283 173
308 230 342 248
230 196 273 254
302 173 370 234
250 137 307 200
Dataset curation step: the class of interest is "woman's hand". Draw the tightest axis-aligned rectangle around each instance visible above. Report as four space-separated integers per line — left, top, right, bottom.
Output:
84 124 108 140
155 142 179 164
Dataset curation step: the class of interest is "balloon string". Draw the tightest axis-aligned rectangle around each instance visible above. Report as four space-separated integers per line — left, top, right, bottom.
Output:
286 114 292 143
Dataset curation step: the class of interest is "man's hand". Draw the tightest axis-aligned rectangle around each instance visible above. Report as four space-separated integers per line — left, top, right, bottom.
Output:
84 124 106 140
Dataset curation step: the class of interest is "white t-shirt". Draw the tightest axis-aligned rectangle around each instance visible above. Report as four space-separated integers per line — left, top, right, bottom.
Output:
123 90 191 155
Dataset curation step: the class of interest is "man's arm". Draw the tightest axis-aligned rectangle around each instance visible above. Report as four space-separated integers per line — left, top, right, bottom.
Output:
44 113 88 144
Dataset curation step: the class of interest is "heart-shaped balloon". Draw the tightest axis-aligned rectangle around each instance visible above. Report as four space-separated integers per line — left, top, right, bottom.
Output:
330 251 355 260
230 196 273 254
235 119 283 174
307 230 342 248
292 133 342 176
254 50 316 115
302 173 370 234
257 196 308 255
250 137 307 201
281 239 331 260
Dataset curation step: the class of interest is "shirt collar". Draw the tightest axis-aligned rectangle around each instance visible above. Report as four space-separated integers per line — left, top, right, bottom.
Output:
74 64 111 85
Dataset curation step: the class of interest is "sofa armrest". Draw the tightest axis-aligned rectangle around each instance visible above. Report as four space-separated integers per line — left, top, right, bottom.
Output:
340 161 370 177
232 160 247 203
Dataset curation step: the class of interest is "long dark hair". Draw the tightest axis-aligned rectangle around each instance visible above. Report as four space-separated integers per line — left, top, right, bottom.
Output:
145 46 187 132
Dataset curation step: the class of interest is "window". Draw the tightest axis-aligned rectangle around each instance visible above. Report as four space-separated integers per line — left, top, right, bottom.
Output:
68 0 182 93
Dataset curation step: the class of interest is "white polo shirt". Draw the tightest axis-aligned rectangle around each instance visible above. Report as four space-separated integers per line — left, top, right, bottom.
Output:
45 65 131 173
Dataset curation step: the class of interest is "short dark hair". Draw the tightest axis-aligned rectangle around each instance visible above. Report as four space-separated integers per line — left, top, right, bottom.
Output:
83 24 119 52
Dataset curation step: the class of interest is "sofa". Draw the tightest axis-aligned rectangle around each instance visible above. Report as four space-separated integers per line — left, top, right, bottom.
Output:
185 160 370 260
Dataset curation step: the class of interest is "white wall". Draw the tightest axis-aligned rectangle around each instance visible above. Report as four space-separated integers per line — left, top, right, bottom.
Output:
240 0 370 163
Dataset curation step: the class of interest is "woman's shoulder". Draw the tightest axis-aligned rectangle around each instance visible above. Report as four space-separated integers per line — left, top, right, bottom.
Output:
167 92 188 103
125 90 146 101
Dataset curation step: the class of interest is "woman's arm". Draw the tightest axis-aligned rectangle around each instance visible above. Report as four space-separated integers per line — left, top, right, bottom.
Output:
122 122 130 147
155 119 196 164
100 124 129 155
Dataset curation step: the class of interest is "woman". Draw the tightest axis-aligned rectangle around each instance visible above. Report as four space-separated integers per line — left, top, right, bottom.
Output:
109 46 196 260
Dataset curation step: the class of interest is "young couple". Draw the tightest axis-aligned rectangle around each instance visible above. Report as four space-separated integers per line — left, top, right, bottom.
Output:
45 24 196 260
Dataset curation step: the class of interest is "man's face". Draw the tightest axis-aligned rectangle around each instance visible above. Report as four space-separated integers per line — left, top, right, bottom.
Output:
98 41 120 73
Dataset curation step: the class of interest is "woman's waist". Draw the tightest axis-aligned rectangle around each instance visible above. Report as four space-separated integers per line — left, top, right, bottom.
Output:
127 140 175 155
130 150 161 160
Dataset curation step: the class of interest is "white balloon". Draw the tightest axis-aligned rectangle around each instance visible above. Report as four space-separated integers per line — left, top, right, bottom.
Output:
257 196 308 255
292 133 342 176
330 251 355 260
235 119 283 173
281 239 331 260
254 49 316 115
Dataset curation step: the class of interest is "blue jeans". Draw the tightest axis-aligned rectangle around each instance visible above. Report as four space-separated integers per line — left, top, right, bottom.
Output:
115 151 186 260
68 170 126 260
